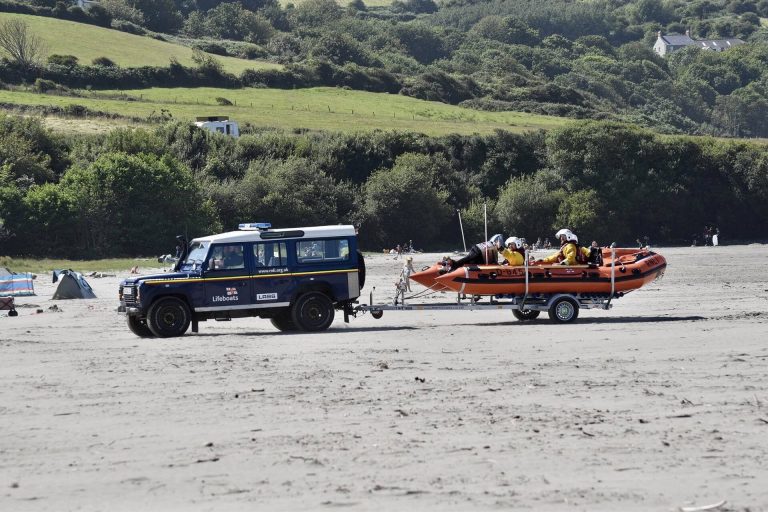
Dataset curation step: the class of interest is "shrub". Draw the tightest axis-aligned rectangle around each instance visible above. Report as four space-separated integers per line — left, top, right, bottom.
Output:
47 54 79 67
33 78 61 93
111 19 146 35
192 42 228 56
215 97 233 106
92 56 117 67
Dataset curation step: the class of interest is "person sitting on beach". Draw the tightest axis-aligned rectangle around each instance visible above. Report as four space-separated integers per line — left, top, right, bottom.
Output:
499 237 526 266
535 229 590 266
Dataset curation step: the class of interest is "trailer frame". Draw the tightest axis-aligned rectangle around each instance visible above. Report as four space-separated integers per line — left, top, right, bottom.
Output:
351 245 620 324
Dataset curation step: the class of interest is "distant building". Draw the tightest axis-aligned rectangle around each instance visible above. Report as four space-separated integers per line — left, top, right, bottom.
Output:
76 0 98 10
653 30 745 57
194 116 240 138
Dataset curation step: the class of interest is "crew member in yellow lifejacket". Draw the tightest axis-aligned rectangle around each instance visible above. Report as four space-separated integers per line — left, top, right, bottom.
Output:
499 236 526 266
536 229 591 265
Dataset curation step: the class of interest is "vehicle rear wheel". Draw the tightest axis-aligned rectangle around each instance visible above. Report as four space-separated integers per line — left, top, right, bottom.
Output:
127 315 155 337
512 309 540 321
270 310 297 332
291 292 334 332
548 296 579 323
147 297 191 337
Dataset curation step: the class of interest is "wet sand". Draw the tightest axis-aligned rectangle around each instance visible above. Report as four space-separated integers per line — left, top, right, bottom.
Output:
1 245 767 511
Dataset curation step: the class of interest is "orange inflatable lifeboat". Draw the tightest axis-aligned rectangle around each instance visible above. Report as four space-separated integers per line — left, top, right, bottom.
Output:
410 248 665 296
433 248 666 296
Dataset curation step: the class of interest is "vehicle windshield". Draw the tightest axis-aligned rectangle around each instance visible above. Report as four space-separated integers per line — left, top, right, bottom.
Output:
180 242 209 270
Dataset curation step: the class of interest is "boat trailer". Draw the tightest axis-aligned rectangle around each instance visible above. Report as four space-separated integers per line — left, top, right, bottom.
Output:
350 246 622 323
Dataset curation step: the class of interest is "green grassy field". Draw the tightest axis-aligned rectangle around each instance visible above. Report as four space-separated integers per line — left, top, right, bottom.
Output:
0 87 567 135
0 13 281 73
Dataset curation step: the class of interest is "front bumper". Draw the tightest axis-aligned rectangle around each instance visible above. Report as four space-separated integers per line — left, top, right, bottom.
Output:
117 303 141 315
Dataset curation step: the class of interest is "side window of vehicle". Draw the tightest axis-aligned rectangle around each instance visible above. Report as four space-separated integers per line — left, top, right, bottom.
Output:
208 244 245 270
296 239 350 264
254 242 287 268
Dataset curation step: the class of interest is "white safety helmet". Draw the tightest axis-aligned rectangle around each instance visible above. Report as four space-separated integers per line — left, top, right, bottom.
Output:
505 236 523 249
555 228 578 242
489 234 504 246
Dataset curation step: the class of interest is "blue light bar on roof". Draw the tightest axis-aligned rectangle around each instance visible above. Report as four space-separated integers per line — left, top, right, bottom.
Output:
238 222 272 231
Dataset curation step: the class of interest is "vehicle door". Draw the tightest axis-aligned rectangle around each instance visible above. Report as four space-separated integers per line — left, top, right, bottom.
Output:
251 241 292 308
202 243 251 311
294 238 356 300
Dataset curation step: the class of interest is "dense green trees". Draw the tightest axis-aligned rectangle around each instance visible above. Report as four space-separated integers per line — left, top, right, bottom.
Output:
2 117 768 257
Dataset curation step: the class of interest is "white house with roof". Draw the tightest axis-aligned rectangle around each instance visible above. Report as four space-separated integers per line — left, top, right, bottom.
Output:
654 31 745 57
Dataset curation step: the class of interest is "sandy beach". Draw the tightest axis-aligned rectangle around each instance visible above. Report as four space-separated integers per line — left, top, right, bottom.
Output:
1 245 767 511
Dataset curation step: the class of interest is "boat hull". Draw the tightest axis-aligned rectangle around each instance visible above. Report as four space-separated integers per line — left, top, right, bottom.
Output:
409 263 452 292
408 248 656 293
434 250 666 296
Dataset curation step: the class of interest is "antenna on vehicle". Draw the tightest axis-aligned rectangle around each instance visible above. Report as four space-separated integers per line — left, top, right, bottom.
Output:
483 202 488 262
457 209 467 252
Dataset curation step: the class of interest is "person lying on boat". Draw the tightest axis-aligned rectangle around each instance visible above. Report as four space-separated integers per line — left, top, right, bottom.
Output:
442 234 504 272
499 236 526 266
535 229 591 266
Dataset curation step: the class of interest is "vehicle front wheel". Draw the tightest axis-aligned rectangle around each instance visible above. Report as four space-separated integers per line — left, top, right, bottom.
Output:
127 315 155 337
291 292 335 332
548 296 579 323
512 309 540 321
147 297 191 337
270 310 297 332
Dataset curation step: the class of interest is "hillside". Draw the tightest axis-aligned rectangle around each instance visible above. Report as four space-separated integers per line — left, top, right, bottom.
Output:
0 12 280 73
0 86 565 135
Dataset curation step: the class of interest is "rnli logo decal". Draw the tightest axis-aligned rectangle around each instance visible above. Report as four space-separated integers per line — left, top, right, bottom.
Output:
212 287 240 302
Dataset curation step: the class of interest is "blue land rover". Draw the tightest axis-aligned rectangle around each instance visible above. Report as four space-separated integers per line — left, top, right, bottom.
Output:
118 224 365 337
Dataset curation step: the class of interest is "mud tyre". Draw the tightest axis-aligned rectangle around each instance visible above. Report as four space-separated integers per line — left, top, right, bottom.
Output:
270 310 297 332
291 292 334 332
127 315 155 337
512 309 540 321
548 296 579 323
147 297 191 337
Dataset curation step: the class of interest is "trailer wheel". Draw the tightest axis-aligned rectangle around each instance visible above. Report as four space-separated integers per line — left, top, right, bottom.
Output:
270 310 297 332
548 296 579 323
147 297 191 337
8 310 18 317
292 292 335 332
512 309 540 321
371 309 384 319
127 316 155 337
